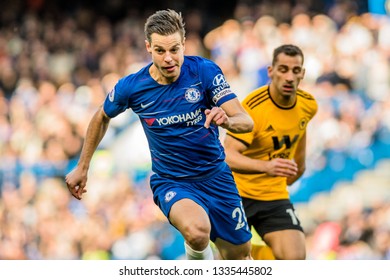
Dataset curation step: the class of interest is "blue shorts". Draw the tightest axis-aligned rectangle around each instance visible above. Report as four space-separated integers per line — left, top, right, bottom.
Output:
150 164 252 245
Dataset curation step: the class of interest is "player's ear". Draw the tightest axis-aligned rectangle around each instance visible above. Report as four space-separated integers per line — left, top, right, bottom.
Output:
145 39 152 53
267 65 273 79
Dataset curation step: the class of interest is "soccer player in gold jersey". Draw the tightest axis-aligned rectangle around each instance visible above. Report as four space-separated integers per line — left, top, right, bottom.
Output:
224 44 318 260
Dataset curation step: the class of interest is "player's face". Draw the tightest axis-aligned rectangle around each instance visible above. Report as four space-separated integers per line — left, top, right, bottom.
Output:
146 32 185 84
268 53 305 98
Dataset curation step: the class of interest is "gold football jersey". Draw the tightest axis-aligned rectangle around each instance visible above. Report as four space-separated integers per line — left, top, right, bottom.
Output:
228 85 318 201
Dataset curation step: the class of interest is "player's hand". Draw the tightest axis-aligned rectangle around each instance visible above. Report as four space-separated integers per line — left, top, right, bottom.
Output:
204 107 229 129
65 168 88 200
265 158 298 177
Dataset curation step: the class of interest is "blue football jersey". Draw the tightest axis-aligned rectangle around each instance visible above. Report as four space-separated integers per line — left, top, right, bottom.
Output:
103 56 237 179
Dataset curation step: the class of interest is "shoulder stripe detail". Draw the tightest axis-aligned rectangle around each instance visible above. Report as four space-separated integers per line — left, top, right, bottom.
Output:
297 89 315 100
246 88 269 109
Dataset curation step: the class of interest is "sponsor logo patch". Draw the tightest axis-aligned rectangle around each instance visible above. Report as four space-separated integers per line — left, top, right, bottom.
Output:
144 118 156 126
212 74 226 86
155 109 202 126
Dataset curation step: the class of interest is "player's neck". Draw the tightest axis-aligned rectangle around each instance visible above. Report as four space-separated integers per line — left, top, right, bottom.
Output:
269 84 296 108
149 64 178 85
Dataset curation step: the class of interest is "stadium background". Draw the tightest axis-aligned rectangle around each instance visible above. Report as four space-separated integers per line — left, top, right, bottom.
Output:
1 0 390 259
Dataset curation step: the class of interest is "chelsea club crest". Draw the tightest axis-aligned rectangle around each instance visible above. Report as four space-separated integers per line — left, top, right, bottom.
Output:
185 88 201 103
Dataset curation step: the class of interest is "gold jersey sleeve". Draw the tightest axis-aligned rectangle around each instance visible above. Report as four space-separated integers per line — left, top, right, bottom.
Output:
227 85 318 201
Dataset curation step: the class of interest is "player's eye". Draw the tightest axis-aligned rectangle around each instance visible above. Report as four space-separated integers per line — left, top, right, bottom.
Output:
278 66 288 73
170 47 179 54
293 68 302 74
156 49 165 54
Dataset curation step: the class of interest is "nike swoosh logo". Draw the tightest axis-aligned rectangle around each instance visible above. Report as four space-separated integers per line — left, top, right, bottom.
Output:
190 82 202 87
140 101 155 108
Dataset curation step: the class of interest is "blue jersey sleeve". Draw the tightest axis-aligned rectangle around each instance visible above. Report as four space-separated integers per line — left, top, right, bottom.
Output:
200 58 237 106
103 78 129 118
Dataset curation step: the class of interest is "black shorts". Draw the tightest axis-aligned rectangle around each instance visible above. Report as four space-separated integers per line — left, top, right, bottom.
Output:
242 198 304 238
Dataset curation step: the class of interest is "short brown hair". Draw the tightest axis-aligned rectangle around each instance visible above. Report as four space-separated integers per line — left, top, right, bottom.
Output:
272 44 304 65
144 9 186 43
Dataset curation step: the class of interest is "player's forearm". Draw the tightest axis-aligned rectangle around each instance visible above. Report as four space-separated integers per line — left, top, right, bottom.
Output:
226 152 266 174
77 107 110 170
225 113 254 134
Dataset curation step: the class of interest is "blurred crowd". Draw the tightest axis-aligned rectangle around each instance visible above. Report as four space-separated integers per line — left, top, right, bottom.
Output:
1 0 390 259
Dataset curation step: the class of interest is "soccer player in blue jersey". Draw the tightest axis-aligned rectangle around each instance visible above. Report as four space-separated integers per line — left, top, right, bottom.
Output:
65 9 254 260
